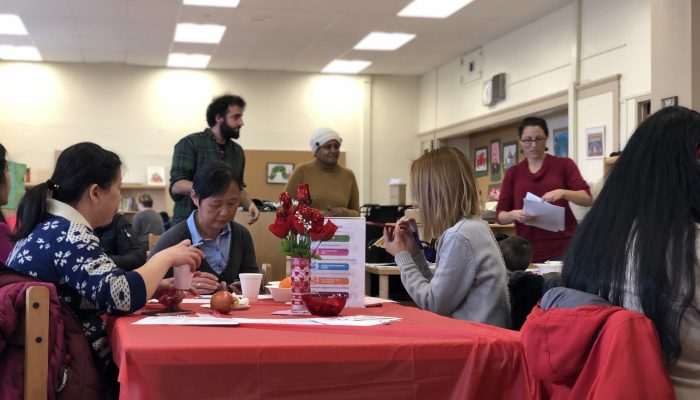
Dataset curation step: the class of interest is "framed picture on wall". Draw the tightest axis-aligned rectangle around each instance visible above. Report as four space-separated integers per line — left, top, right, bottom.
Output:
147 166 166 186
487 184 501 202
585 126 605 159
267 162 294 184
553 128 568 157
474 147 488 177
490 139 501 181
502 141 517 171
661 96 678 108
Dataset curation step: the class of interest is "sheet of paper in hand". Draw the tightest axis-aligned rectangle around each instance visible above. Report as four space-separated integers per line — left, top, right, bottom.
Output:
522 192 565 232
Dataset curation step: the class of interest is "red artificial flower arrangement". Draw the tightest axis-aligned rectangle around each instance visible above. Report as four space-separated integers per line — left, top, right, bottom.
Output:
268 184 338 258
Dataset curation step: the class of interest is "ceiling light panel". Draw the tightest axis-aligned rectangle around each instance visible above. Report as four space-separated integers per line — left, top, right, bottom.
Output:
322 60 371 74
183 0 240 7
167 53 211 68
398 0 475 19
0 14 29 35
0 45 42 61
354 32 416 51
174 23 226 44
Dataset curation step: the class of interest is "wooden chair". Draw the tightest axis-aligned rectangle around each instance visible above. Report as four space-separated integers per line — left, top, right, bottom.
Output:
9 285 50 400
260 263 271 288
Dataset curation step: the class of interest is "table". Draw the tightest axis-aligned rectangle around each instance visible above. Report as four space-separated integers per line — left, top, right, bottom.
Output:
365 264 400 299
365 264 437 299
109 299 537 400
489 223 516 237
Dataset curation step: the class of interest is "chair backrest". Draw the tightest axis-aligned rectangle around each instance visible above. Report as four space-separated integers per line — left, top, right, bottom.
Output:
507 271 544 330
260 263 271 288
148 233 160 250
8 285 50 400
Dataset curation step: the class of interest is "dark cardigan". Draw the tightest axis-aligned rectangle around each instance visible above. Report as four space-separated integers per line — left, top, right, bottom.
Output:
149 220 259 284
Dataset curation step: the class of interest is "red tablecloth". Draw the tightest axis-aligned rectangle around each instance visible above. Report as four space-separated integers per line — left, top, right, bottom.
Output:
109 299 537 400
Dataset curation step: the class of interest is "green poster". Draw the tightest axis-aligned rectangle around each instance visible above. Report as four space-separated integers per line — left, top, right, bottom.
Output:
1 161 26 210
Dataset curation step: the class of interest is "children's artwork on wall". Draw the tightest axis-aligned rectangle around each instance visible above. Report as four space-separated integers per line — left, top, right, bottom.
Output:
488 184 501 201
267 163 294 184
147 166 166 186
553 128 568 157
585 126 605 159
474 147 488 177
502 141 517 171
490 139 501 181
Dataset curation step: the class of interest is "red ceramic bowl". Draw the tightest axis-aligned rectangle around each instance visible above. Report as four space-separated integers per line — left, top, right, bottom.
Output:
301 293 348 316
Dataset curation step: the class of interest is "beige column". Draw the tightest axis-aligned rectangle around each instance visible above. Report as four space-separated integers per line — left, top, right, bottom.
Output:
651 0 700 112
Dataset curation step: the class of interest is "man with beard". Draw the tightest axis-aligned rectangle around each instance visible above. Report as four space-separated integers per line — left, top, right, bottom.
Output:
169 94 260 225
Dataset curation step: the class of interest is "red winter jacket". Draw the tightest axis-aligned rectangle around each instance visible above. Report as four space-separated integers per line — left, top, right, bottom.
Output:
521 288 675 399
0 280 64 400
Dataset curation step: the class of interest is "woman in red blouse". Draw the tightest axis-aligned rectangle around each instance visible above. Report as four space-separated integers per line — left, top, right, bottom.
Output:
496 117 592 262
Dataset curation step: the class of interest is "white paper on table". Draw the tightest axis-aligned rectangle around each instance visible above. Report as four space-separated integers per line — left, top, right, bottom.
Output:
235 316 401 326
133 314 239 326
312 315 402 326
364 296 397 306
133 314 401 327
522 192 565 232
181 298 210 304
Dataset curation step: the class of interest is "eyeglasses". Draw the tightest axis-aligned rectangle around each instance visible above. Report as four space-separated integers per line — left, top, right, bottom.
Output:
520 137 547 145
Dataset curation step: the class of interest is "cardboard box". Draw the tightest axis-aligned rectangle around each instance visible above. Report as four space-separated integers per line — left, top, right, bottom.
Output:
389 183 406 205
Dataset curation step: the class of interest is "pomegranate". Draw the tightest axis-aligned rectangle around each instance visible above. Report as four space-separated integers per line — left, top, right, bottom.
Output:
157 288 185 310
210 291 234 314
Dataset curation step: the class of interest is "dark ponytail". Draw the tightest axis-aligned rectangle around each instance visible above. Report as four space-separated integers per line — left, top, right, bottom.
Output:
12 142 121 241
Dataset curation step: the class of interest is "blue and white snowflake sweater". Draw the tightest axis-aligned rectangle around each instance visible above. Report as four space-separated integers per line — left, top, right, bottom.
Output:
7 199 146 356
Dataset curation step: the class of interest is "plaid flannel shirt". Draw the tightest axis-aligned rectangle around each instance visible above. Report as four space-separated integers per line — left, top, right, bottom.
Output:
169 128 246 224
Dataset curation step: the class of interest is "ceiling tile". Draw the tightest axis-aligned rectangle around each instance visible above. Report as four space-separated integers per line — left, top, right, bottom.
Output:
68 0 127 20
10 0 74 18
2 0 573 75
82 50 126 63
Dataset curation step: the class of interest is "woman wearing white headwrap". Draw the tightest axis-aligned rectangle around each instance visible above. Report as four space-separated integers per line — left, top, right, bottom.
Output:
284 128 360 217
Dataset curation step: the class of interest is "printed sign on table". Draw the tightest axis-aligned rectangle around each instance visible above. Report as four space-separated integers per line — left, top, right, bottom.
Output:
311 217 366 308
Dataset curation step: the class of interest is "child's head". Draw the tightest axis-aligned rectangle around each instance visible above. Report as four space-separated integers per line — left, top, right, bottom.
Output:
411 146 480 239
137 193 154 208
499 236 532 271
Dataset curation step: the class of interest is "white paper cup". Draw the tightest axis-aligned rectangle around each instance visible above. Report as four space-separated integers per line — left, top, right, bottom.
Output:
239 273 263 303
173 265 193 290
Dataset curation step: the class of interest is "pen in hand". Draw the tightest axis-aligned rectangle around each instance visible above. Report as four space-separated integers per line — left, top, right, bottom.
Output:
398 218 423 250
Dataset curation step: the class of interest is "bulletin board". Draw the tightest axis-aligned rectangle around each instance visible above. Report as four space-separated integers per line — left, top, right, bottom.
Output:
469 122 519 204
243 150 346 202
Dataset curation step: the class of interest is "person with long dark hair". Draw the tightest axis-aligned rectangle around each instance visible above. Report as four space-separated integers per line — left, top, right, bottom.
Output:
7 142 203 370
0 143 11 262
560 106 700 398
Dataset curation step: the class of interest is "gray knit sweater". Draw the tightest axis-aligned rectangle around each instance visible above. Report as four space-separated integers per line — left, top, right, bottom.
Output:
395 216 511 328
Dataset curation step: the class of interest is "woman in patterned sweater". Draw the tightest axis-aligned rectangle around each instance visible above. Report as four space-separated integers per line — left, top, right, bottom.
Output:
7 142 203 363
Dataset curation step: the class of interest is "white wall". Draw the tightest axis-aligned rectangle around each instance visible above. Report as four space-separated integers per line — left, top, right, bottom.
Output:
419 0 651 183
0 62 419 206
369 75 420 205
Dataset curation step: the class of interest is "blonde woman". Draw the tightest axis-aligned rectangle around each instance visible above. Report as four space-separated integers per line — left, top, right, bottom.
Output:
383 147 510 328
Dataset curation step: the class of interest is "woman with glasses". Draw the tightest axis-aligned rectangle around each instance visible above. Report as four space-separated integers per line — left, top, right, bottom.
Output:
496 117 592 262
285 127 360 217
